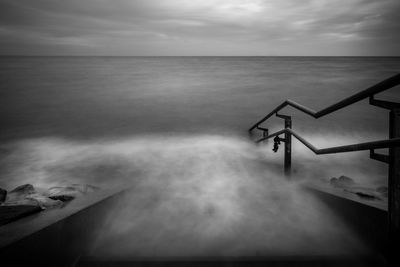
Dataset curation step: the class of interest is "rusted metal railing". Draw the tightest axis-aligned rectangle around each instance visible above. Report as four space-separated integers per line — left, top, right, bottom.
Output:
248 73 400 265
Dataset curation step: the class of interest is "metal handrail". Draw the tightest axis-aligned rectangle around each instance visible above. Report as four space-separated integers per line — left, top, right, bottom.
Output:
247 73 400 264
249 73 400 132
257 128 400 154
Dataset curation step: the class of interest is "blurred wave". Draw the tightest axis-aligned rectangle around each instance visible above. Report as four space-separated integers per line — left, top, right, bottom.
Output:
0 134 379 258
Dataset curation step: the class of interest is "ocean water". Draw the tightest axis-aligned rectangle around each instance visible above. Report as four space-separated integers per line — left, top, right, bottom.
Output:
0 56 399 188
0 57 399 141
0 57 399 258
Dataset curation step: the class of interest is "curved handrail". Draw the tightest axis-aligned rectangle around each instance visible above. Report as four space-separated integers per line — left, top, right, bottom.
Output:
257 128 400 154
249 73 400 132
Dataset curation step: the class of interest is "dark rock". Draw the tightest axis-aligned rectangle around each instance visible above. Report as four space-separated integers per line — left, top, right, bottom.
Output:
71 183 100 194
376 186 388 193
329 178 338 186
10 184 36 194
2 198 41 207
47 184 99 202
330 175 355 188
47 186 82 202
355 192 378 200
344 187 382 201
49 194 75 202
7 184 36 202
0 205 42 226
4 184 62 209
376 186 388 198
0 187 6 203
26 194 64 209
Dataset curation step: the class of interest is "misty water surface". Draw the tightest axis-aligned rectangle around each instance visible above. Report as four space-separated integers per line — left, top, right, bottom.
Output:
0 57 399 259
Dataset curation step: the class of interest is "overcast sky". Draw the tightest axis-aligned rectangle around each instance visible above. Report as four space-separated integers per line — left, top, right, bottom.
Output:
0 0 399 56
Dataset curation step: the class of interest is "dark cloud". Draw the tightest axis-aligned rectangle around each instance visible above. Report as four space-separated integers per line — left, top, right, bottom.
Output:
0 0 399 55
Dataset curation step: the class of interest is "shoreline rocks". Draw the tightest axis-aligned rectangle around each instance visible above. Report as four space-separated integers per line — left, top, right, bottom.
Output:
0 183 99 226
48 184 100 202
329 175 355 188
329 175 388 201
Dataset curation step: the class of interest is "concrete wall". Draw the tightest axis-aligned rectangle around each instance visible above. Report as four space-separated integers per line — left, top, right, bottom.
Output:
0 187 129 267
0 186 388 266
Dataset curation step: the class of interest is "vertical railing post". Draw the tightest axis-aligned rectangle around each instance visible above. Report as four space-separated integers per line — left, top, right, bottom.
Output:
284 117 292 177
263 129 268 141
276 113 292 177
389 109 400 266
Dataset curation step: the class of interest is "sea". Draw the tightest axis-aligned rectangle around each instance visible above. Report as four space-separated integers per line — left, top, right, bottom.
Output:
1 56 399 186
0 57 399 258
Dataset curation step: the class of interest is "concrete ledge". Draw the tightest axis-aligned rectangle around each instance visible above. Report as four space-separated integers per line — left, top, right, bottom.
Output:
77 255 386 267
0 185 131 267
0 183 388 266
302 184 388 258
302 183 387 211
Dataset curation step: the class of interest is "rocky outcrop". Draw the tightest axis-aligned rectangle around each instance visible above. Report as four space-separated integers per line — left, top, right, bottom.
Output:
3 184 63 209
48 184 99 202
329 175 389 201
376 186 388 198
343 187 382 200
6 184 36 202
329 175 355 188
0 183 99 226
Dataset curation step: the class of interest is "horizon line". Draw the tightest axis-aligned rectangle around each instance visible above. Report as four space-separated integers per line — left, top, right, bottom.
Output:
1 55 400 57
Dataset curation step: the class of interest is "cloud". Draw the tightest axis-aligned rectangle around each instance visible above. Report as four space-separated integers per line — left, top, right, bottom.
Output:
0 0 399 55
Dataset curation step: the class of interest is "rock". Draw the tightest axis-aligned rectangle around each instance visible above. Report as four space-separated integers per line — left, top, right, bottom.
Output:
47 186 82 202
376 186 388 192
3 184 63 209
344 187 382 201
329 178 338 186
26 194 64 209
2 198 42 207
0 187 6 203
71 183 100 194
47 184 99 202
48 194 75 202
7 184 36 202
355 192 378 200
330 175 355 188
10 184 36 194
376 186 388 198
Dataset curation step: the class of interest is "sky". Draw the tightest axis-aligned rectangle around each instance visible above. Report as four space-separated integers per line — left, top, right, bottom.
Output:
0 0 399 56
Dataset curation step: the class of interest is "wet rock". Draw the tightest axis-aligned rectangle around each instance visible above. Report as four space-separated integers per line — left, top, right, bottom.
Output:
10 184 36 194
26 194 63 209
355 192 379 200
71 183 100 194
2 198 42 207
344 187 382 201
47 186 81 201
3 184 62 209
0 187 6 203
329 175 355 188
376 186 388 198
47 184 98 202
7 184 36 202
48 194 75 202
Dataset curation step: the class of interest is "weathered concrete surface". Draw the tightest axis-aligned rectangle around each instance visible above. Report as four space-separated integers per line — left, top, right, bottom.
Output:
303 184 388 260
77 255 385 267
0 185 131 267
0 205 42 226
0 183 388 267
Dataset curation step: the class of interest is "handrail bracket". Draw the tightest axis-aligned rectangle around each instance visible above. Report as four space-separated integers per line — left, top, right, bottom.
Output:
370 149 389 164
370 96 400 110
